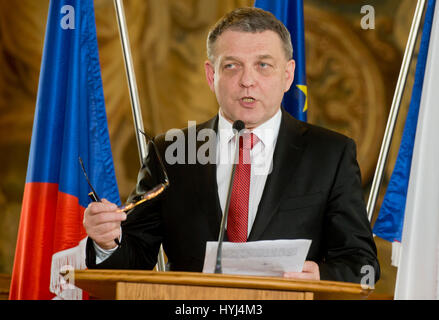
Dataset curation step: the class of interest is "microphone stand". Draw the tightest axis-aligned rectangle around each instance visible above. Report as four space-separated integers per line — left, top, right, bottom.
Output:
214 120 245 273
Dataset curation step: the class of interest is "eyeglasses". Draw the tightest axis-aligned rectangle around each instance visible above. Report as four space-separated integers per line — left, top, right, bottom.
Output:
79 130 170 214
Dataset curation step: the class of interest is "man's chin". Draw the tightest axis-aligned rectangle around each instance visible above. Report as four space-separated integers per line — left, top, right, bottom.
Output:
241 118 263 129
221 109 267 128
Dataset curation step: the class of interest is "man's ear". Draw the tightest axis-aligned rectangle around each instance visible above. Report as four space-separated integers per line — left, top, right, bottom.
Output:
284 59 296 92
204 60 216 92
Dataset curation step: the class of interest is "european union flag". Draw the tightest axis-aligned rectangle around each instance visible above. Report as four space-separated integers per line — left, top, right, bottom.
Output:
255 0 308 121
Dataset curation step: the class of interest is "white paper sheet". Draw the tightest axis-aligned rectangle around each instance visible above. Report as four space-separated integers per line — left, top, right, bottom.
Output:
202 239 312 277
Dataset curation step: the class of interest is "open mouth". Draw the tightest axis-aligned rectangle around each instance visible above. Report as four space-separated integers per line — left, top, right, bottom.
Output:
241 97 256 103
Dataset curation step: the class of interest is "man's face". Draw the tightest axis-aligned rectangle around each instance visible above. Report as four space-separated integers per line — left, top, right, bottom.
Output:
205 30 295 129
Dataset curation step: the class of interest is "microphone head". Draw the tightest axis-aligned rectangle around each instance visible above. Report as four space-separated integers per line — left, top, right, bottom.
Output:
232 120 245 132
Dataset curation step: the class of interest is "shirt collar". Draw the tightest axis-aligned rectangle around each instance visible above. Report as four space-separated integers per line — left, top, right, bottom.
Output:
217 108 282 148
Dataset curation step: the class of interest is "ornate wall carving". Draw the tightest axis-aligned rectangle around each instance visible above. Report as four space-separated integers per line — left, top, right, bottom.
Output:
304 4 388 184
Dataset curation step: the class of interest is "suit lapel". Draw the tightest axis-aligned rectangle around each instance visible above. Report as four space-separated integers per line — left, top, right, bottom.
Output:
248 110 308 241
192 116 223 239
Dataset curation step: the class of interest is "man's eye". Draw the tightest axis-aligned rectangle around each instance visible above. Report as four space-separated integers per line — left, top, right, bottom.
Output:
224 63 235 69
259 62 269 68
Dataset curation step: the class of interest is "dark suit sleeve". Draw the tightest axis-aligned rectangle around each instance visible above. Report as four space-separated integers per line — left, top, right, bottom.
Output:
318 138 380 284
85 139 164 270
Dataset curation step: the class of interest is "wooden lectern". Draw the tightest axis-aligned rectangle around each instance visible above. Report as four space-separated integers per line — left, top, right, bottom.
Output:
73 270 372 300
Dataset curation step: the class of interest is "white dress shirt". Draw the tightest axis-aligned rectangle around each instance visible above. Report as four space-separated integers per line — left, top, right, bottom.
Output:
216 108 282 236
94 108 282 263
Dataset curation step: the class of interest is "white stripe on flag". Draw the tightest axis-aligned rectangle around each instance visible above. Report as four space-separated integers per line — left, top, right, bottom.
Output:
395 2 439 300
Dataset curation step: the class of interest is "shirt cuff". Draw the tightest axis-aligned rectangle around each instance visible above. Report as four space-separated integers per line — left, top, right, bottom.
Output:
93 227 122 264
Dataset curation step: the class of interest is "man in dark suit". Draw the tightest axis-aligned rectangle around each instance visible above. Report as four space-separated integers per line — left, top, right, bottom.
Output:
84 7 379 284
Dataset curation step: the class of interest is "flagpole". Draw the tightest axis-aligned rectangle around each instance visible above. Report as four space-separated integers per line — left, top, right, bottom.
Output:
367 0 427 223
113 0 166 271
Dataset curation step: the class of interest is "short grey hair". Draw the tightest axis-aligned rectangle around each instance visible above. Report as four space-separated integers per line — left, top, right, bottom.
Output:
207 7 293 62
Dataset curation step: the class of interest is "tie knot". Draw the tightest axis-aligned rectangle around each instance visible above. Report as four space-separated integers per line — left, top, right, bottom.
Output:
242 132 259 150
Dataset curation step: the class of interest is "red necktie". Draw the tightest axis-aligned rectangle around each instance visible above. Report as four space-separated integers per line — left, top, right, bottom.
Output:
227 132 259 242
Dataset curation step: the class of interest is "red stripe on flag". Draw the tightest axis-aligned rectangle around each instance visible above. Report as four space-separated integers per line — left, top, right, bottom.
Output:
52 192 87 254
10 182 87 300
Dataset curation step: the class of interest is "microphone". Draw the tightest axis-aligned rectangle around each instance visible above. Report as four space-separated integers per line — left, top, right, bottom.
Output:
214 120 245 273
232 120 245 132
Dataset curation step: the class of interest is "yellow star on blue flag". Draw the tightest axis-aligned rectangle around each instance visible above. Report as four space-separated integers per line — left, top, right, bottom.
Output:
296 84 308 112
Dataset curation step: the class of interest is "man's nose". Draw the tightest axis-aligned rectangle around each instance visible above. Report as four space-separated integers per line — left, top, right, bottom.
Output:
239 67 256 88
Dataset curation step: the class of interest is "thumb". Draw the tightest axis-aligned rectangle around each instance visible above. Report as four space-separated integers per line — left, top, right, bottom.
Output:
101 198 118 210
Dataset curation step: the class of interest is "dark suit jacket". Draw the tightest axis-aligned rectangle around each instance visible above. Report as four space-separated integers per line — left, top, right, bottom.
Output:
86 109 380 284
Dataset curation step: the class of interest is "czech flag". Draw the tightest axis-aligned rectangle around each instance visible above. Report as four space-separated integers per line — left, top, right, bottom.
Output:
254 0 308 121
9 0 120 299
372 0 435 262
373 0 439 299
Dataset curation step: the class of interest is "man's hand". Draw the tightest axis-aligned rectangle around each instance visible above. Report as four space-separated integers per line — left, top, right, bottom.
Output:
283 261 320 281
83 199 126 250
